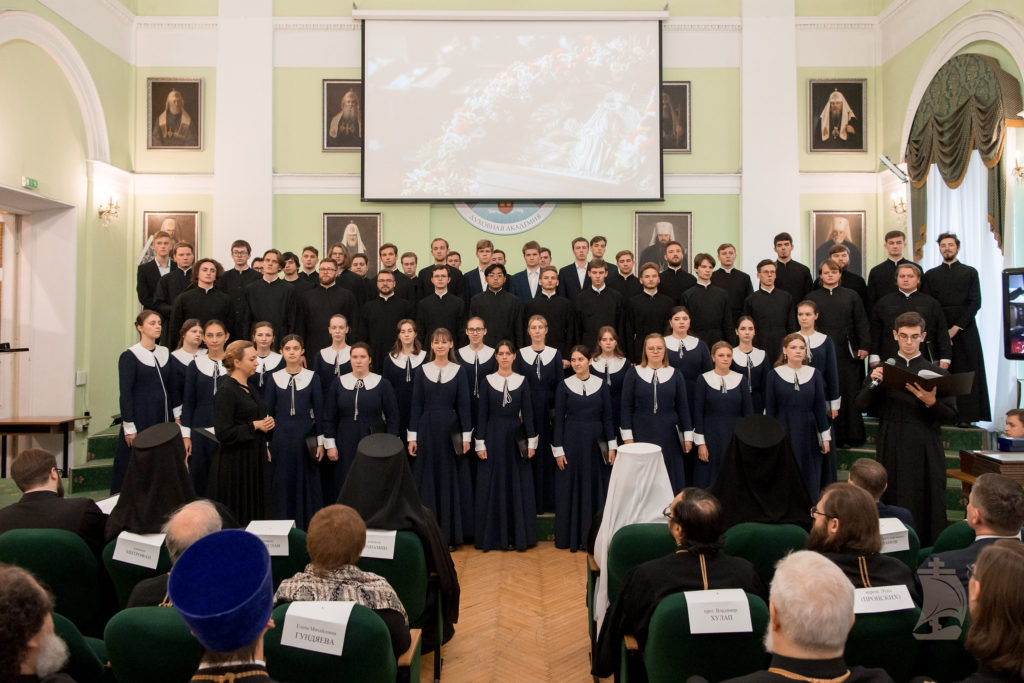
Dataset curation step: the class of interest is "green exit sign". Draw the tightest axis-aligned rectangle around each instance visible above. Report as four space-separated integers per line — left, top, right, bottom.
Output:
21 176 38 190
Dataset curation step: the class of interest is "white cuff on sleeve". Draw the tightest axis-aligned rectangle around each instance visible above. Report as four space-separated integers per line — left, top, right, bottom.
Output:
693 432 705 446
608 439 618 451
324 438 337 450
620 428 633 441
316 435 325 446
829 398 842 412
123 421 137 436
475 439 486 452
179 425 191 439
407 430 417 441
462 431 472 443
818 430 832 444
551 445 565 458
940 358 950 365
172 405 182 419
527 436 539 449
681 430 694 443
869 354 880 364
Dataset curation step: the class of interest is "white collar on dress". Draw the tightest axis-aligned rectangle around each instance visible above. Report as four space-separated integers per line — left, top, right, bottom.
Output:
389 350 426 368
458 345 494 363
519 346 557 365
272 367 314 390
664 335 699 352
564 375 603 396
773 365 816 384
732 347 766 366
800 331 828 348
421 361 460 384
194 355 226 377
320 347 351 364
257 352 282 370
702 370 743 390
486 372 524 391
171 348 205 365
129 343 169 367
634 366 675 383
339 372 382 390
591 356 627 374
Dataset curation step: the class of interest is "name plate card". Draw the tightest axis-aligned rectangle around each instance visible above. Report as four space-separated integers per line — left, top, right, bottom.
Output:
361 529 398 559
112 532 166 569
854 585 915 614
95 494 119 515
879 517 910 553
281 601 356 655
684 589 753 634
246 520 296 557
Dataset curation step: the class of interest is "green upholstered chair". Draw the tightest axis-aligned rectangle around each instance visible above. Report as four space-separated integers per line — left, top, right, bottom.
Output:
918 520 976 566
606 524 677 605
844 607 922 682
101 538 172 608
916 613 976 683
723 523 809 586
270 527 311 591
104 606 203 683
264 602 421 683
625 592 769 683
884 522 921 571
53 612 107 683
0 528 103 635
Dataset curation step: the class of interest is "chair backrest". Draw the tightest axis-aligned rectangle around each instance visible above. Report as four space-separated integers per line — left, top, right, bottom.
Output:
271 527 311 591
607 524 677 605
0 528 102 633
356 530 429 626
104 606 203 683
264 602 398 683
883 522 921 571
723 522 809 585
642 592 770 682
931 520 976 554
844 607 922 682
102 538 173 608
52 613 106 683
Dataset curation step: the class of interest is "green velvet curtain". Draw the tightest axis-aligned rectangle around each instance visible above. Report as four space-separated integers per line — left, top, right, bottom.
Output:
905 54 1022 259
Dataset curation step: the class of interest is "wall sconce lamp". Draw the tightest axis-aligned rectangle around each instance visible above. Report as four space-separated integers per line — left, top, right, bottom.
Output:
890 192 906 215
1013 151 1024 185
98 197 120 224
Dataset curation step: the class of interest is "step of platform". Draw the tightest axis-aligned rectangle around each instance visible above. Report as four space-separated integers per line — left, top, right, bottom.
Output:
862 419 990 451
71 459 113 494
86 424 119 462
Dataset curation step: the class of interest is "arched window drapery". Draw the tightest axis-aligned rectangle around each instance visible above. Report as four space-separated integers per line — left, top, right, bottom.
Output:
905 53 1023 260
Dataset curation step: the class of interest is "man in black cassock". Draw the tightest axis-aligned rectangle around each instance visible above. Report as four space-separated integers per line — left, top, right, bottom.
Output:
807 259 870 447
575 260 624 351
607 250 642 300
153 242 195 323
373 243 413 304
594 489 765 680
657 241 697 301
415 265 466 346
682 253 733 345
400 252 423 304
557 237 592 302
331 246 368 306
857 311 957 545
357 270 413 371
299 246 319 283
869 263 950 368
525 266 574 360
866 230 915 312
710 242 753 327
417 238 465 300
772 232 813 305
814 243 868 309
923 233 990 423
168 258 234 349
625 263 675 362
743 260 796 359
241 249 296 346
219 239 261 343
469 264 523 348
296 259 359 361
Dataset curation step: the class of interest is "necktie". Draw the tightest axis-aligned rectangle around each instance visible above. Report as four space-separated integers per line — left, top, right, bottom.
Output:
535 353 542 380
473 356 480 397
502 378 512 407
582 380 587 397
652 369 659 414
213 362 222 398
288 373 297 416
353 378 364 420
793 369 801 392
258 359 265 388
605 362 611 386
437 366 443 383
803 335 814 363
405 357 412 382
720 376 728 394
152 351 169 421
334 351 342 376
678 339 685 359
745 354 754 393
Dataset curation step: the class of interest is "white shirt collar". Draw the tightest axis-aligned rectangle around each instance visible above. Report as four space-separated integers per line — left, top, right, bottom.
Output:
389 350 426 368
721 267 734 273
900 288 918 297
129 343 169 367
194 355 226 377
458 345 495 363
272 367 314 390
732 347 766 366
897 351 922 363
634 366 675 383
773 365 816 384
339 372 382 390
591 356 627 374
320 347 350 365
591 284 606 293
800 331 828 348
564 375 603 396
519 346 558 366
256 352 282 371
664 335 699 352
378 292 393 301
171 348 206 364
486 372 524 391
702 370 743 390
421 361 460 383
759 286 775 293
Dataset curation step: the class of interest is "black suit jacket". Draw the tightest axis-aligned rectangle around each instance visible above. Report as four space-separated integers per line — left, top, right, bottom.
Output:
464 267 488 301
557 263 590 301
0 490 106 555
137 260 169 309
925 537 1018 592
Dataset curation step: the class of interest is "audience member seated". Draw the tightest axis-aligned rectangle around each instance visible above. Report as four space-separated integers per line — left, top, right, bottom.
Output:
1003 409 1024 439
274 504 411 658
959 540 1024 683
807 483 920 602
126 500 223 607
168 529 276 682
594 488 767 680
848 457 915 532
0 564 74 683
921 473 1024 593
337 433 458 651
719 551 894 683
0 448 105 556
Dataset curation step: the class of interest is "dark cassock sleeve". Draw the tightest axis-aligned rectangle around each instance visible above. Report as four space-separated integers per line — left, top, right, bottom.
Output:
118 351 138 425
851 291 870 352
381 379 402 436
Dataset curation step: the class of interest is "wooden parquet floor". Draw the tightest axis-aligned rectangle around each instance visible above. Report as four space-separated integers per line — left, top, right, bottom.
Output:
420 542 599 683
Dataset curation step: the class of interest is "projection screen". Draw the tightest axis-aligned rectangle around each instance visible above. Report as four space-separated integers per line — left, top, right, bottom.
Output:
361 18 663 201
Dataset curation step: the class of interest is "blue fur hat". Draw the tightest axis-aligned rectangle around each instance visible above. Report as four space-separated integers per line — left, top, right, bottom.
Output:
168 529 273 652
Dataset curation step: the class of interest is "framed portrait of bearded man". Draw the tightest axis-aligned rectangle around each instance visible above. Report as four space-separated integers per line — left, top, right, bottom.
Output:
323 80 364 151
147 78 202 150
808 79 866 152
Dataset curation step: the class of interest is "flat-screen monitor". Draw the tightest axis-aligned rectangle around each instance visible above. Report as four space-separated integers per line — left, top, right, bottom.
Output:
1002 268 1024 359
361 18 663 201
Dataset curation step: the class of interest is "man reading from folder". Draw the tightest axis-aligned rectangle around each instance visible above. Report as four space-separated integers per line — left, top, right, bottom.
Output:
856 311 957 545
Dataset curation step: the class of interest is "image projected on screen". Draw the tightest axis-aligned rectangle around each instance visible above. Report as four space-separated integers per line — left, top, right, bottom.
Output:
363 20 662 201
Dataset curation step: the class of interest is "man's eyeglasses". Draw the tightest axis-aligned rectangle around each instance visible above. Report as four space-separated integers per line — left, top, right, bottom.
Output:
809 506 828 519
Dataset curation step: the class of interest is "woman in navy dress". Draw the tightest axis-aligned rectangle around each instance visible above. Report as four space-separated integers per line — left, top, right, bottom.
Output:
796 300 841 490
663 306 712 415
181 319 229 496
381 319 426 445
408 327 474 547
250 321 283 393
266 334 324 530
113 310 173 493
621 334 693 493
732 315 769 414
169 318 205 421
323 343 401 502
312 314 351 400
474 339 538 551
514 315 563 514
552 346 617 552
457 316 496 443
589 326 630 440
765 333 832 502
693 341 753 488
